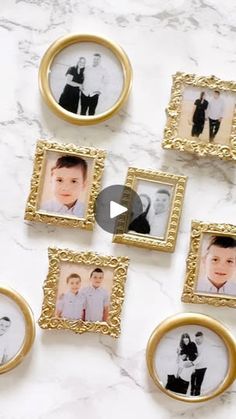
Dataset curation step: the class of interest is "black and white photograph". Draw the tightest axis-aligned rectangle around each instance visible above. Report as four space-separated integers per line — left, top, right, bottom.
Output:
49 42 124 116
0 294 25 366
154 325 228 398
128 180 173 239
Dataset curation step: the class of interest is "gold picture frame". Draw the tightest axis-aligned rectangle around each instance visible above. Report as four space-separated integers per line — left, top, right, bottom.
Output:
24 139 106 230
39 33 132 125
162 72 236 160
38 247 129 337
146 312 236 402
112 167 187 252
182 220 236 308
0 285 35 374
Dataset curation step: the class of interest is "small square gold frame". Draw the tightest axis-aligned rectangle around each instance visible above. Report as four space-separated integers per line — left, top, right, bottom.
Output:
38 247 129 338
24 139 106 230
112 167 187 252
162 72 236 160
182 220 236 308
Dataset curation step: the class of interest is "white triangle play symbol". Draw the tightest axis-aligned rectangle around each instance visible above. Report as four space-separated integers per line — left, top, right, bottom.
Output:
110 201 128 219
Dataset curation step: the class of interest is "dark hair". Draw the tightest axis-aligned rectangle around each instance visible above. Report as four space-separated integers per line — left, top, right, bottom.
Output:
207 236 236 252
195 331 203 337
51 155 87 181
90 267 104 278
179 333 191 350
66 273 81 284
139 193 151 216
0 316 11 323
94 53 101 57
200 91 205 100
156 189 171 197
214 90 220 95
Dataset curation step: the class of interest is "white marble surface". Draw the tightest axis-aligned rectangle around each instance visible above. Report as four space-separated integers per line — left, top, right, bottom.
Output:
0 1 236 418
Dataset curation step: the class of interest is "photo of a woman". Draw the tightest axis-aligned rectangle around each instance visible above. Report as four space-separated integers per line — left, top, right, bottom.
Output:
58 56 86 113
128 193 151 234
191 91 208 138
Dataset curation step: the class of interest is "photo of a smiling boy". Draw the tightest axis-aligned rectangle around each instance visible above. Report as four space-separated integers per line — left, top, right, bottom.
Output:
196 235 236 296
56 273 85 320
40 154 88 218
83 268 110 322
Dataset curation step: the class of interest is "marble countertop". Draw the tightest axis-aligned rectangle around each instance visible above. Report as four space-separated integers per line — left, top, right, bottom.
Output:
0 1 236 418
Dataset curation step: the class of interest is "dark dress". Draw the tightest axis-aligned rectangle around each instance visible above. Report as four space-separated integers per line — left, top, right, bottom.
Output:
128 202 151 234
191 98 208 137
59 66 85 114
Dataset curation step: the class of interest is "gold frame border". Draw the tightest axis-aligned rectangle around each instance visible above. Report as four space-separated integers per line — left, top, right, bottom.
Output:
146 312 236 403
39 33 133 125
182 220 236 308
24 139 106 230
162 72 236 160
38 247 129 338
112 167 187 252
0 285 35 374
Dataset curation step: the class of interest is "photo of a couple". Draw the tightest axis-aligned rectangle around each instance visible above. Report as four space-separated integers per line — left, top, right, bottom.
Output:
155 325 228 398
49 42 124 117
128 181 173 239
178 86 236 145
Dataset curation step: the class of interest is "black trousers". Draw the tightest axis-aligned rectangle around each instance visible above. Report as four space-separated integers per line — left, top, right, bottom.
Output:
190 368 207 396
80 93 99 115
209 118 220 141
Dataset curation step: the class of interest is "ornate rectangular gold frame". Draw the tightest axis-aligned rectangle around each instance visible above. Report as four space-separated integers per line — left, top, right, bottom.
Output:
112 167 187 252
24 140 106 230
162 72 236 160
38 247 129 337
182 220 236 308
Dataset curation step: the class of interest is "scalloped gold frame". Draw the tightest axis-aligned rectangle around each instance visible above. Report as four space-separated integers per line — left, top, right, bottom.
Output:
0 285 35 374
38 247 129 337
112 167 187 252
24 139 106 230
39 33 132 125
182 220 236 308
162 72 236 160
146 313 236 402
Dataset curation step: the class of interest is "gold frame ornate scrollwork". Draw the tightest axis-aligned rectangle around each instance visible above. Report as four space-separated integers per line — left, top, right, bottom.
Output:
146 313 236 402
162 72 236 160
112 167 187 252
182 220 236 308
24 139 106 230
38 247 129 337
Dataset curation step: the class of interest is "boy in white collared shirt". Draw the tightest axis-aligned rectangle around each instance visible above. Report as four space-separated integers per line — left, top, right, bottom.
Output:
83 268 109 322
0 316 11 365
41 155 87 218
197 236 236 296
56 273 85 320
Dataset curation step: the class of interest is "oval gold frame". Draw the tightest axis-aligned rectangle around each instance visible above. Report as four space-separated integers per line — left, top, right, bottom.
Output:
0 285 35 374
146 313 236 403
39 33 133 125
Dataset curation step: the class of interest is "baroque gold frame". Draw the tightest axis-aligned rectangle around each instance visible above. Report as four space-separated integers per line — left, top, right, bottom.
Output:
39 33 133 125
182 220 236 308
146 312 236 403
0 285 35 374
162 72 236 160
24 139 106 230
112 167 187 252
38 247 129 337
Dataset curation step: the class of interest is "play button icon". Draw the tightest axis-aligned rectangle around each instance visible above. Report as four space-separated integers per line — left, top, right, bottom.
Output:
95 184 143 234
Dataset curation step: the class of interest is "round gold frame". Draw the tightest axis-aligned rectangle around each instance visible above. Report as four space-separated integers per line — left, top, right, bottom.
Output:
39 33 133 125
0 285 35 374
146 313 236 403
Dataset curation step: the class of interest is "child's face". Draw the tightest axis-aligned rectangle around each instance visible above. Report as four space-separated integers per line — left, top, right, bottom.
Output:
68 278 81 294
154 192 170 215
205 245 236 285
90 272 104 288
0 319 11 336
51 166 85 207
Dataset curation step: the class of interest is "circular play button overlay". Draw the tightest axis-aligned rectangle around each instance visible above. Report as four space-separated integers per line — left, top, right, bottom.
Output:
94 184 143 234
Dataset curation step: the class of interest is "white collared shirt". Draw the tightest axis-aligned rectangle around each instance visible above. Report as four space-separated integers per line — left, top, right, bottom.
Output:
207 97 224 120
56 291 85 320
197 277 236 296
82 65 106 96
40 200 85 218
0 335 8 365
148 210 169 238
192 343 208 369
83 286 109 322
